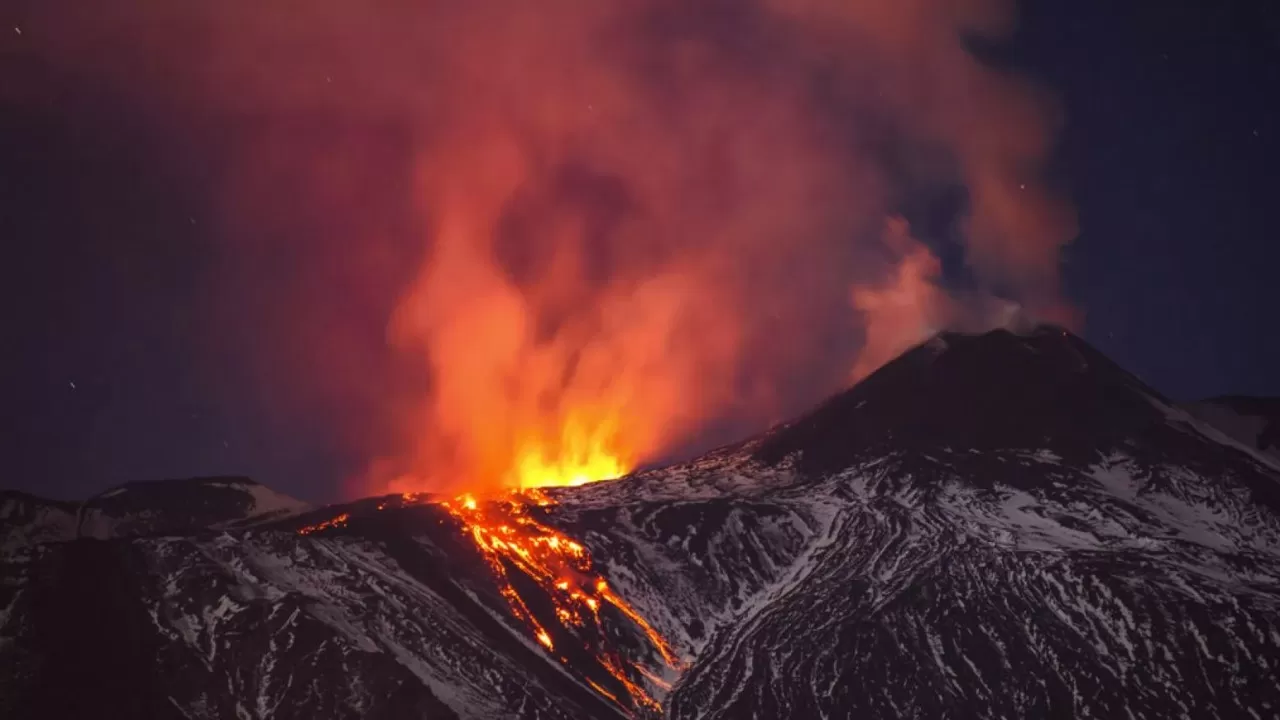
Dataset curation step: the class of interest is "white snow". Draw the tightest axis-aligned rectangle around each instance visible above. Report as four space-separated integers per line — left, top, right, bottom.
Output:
238 483 313 522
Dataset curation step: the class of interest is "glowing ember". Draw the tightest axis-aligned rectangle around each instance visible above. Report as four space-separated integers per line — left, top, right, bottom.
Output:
439 490 680 712
297 512 350 535
536 629 554 649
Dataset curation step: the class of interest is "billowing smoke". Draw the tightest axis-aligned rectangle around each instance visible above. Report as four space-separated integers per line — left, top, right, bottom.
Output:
12 0 1075 494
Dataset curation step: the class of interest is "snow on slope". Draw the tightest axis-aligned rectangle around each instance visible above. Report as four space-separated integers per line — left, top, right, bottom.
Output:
668 454 1280 720
4 327 1280 719
141 532 608 720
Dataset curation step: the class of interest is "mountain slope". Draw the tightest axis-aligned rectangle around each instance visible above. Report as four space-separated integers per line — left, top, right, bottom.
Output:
660 327 1280 717
3 326 1279 719
1188 396 1280 465
78 476 314 539
668 456 1280 719
1 476 312 551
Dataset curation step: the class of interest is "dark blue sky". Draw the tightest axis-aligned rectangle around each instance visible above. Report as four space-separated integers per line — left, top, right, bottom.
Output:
1018 0 1280 399
3 0 1278 502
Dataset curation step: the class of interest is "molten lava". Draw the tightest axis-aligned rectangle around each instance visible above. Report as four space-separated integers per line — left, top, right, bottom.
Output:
296 458 680 712
440 488 681 713
297 512 349 535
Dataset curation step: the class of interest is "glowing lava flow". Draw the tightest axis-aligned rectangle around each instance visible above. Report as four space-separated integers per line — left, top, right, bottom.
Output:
440 489 682 713
297 512 349 535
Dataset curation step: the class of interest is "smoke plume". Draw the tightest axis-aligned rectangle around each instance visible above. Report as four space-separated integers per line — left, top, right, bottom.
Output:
11 0 1076 494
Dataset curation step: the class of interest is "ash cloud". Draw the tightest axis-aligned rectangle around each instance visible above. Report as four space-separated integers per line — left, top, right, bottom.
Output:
10 0 1076 494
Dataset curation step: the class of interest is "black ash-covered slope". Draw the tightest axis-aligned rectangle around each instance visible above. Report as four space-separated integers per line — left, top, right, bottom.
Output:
3 326 1280 719
758 325 1280 505
763 325 1211 468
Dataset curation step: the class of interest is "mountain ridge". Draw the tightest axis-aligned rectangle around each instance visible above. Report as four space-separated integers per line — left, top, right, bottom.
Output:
3 327 1279 718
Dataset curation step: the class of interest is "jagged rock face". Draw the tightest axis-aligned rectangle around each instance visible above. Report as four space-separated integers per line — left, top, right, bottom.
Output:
3 328 1280 719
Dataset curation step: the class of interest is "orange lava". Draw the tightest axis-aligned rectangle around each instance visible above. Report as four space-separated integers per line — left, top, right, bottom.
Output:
297 512 350 535
290 478 678 711
440 490 681 713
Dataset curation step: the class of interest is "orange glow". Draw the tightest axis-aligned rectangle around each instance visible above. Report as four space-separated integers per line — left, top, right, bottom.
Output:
297 512 350 535
599 585 680 669
586 679 620 705
850 218 952 382
346 0 1073 500
514 435 629 489
291 491 676 709
440 490 680 712
381 121 738 499
536 629 554 650
26 0 1081 507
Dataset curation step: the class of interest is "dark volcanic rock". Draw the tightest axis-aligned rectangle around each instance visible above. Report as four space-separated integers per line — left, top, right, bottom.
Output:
0 490 77 550
78 476 312 539
757 326 1280 509
3 327 1279 719
759 326 1180 471
2 476 313 550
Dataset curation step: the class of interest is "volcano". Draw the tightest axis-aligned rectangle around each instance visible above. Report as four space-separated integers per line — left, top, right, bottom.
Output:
3 326 1279 719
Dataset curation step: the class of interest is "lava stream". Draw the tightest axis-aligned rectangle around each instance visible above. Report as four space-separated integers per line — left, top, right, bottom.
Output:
297 513 349 535
440 489 682 713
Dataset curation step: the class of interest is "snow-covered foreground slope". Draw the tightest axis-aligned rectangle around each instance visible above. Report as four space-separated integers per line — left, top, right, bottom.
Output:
3 327 1280 719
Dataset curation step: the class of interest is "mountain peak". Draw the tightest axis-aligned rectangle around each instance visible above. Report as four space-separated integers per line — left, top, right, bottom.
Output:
756 325 1189 476
5 329 1280 719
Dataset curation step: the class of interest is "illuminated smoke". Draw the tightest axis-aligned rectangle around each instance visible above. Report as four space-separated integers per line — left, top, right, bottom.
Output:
850 217 953 382
11 0 1076 493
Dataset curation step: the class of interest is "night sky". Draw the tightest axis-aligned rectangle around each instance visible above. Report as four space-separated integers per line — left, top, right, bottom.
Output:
3 0 1278 503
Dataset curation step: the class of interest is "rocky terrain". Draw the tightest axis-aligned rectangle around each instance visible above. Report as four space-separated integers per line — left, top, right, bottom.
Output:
3 326 1278 719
